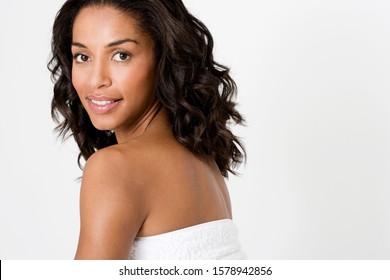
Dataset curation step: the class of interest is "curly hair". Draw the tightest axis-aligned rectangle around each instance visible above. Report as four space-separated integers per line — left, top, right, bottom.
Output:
48 0 245 177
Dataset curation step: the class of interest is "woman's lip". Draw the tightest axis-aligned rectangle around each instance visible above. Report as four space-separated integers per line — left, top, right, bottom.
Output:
86 95 120 101
86 98 122 115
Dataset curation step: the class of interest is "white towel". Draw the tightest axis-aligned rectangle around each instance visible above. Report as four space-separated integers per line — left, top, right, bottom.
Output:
130 219 245 260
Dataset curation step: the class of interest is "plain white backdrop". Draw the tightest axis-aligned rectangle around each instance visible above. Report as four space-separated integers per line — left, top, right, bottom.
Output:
1 0 390 259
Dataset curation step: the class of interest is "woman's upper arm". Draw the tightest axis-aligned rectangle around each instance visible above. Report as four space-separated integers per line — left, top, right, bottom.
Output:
74 149 147 260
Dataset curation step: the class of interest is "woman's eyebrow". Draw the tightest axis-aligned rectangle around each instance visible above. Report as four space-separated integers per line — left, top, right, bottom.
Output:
71 42 87 48
106 38 139 47
71 38 139 49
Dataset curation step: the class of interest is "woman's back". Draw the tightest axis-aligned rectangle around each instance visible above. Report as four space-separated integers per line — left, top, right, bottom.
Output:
108 109 233 238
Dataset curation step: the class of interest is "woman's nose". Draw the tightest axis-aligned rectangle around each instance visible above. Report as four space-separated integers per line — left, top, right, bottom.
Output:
88 60 112 89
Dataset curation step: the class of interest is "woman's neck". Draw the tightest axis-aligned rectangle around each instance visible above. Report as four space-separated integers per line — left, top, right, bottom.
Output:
114 100 166 144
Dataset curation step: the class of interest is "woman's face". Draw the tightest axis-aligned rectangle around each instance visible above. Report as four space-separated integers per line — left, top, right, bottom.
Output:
71 5 157 133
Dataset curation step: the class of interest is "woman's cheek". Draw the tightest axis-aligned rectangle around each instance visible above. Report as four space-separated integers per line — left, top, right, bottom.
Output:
72 69 84 95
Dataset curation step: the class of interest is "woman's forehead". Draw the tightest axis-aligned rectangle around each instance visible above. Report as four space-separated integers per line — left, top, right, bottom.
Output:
72 5 152 48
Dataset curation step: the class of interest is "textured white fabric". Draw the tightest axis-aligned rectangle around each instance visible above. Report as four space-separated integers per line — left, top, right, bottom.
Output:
130 219 245 260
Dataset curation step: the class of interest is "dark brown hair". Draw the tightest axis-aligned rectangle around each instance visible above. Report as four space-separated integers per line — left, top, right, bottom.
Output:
48 0 245 177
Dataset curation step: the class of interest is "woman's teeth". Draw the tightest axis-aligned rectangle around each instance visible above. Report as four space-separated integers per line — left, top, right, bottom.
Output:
91 100 115 106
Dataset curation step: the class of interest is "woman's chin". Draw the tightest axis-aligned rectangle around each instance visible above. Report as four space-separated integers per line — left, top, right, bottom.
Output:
91 121 115 132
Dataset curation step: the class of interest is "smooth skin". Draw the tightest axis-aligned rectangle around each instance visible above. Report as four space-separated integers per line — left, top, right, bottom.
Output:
71 5 232 259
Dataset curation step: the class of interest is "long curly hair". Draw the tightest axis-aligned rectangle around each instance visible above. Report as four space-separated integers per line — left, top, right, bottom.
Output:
48 0 245 177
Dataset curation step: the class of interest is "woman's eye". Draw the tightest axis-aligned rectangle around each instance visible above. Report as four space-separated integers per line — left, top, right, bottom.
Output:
113 52 131 62
73 54 90 63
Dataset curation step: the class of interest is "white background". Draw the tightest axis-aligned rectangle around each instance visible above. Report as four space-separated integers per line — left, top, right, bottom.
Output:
1 0 390 259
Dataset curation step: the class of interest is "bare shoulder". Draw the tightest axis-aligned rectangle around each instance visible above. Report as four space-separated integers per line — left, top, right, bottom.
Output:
83 145 134 183
80 144 152 217
75 145 149 259
81 147 138 203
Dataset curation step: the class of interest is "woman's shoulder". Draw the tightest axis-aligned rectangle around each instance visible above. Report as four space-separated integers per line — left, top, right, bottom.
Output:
83 145 130 183
83 142 152 188
75 143 151 259
80 145 145 206
83 135 184 186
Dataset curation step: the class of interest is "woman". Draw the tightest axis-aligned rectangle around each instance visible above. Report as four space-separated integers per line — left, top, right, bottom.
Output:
48 0 246 260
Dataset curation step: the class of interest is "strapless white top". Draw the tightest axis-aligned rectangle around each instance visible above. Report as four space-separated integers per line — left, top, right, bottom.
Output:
130 219 245 260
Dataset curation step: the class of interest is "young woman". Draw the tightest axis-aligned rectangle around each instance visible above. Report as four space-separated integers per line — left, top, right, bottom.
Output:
49 0 246 260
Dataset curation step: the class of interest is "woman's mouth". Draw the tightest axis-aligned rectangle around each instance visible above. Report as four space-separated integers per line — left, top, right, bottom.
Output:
87 97 122 114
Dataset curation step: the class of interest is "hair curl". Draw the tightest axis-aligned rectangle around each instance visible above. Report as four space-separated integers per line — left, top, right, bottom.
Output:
48 0 245 177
